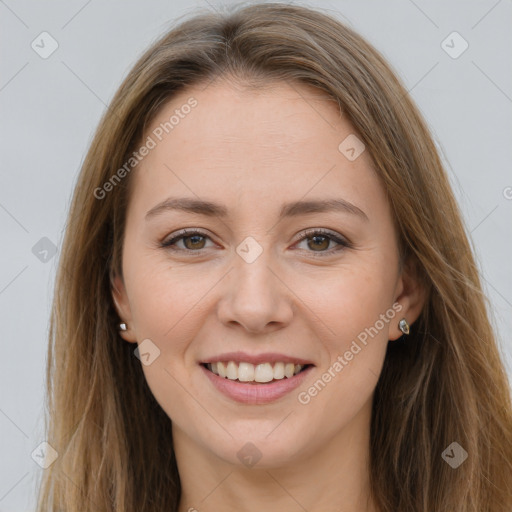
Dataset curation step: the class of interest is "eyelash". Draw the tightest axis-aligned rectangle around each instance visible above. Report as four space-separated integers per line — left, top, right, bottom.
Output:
160 228 352 257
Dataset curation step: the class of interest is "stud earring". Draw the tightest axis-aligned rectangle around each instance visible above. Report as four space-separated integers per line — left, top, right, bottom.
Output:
119 322 127 331
398 318 410 335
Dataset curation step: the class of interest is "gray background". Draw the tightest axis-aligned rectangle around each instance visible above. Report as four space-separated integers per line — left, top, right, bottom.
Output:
0 0 511 510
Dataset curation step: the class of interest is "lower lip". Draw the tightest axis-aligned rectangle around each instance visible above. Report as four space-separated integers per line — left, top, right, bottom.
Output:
201 364 314 405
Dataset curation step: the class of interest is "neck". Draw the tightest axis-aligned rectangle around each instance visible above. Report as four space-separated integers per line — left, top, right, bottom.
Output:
174 399 378 512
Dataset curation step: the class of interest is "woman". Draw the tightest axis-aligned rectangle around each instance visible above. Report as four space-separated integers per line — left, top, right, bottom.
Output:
36 3 512 511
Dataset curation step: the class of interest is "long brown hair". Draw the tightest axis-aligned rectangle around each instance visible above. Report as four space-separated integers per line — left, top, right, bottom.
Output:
36 3 512 511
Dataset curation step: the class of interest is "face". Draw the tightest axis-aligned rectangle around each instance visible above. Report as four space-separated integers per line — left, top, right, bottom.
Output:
112 79 423 468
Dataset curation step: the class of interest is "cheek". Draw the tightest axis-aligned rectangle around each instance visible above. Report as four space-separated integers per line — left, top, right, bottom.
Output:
295 258 396 404
304 261 396 349
124 242 210 339
123 260 211 426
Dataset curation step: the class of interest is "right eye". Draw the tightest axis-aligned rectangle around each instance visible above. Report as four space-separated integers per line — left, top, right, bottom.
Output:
161 229 215 253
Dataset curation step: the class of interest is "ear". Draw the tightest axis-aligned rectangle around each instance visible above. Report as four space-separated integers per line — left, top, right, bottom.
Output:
389 256 426 341
111 273 138 343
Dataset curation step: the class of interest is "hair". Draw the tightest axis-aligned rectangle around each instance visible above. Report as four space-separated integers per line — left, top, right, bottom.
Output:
35 2 512 511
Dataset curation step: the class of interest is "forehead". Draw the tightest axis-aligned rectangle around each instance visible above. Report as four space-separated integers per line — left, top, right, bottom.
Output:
128 79 385 221
151 79 346 153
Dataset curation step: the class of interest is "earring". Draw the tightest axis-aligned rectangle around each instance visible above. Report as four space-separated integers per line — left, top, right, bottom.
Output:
119 322 127 331
398 318 410 335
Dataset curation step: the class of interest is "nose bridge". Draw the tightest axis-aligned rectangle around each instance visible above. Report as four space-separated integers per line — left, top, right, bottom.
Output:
233 235 279 306
217 235 293 332
235 237 275 295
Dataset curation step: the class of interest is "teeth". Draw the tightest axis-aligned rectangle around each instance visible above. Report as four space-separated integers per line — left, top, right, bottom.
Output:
238 362 254 382
254 363 274 383
217 361 227 378
284 363 295 378
226 361 238 380
273 362 285 379
207 361 306 382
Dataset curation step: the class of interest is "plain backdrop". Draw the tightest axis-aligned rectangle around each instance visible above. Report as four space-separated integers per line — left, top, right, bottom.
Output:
0 1 511 510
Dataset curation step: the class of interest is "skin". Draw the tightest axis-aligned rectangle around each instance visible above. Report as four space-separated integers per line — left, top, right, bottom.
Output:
112 78 425 512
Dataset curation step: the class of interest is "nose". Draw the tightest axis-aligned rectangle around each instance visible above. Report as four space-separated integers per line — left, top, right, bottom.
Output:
216 251 294 335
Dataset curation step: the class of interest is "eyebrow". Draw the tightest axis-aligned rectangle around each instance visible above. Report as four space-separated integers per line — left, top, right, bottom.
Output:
145 197 369 222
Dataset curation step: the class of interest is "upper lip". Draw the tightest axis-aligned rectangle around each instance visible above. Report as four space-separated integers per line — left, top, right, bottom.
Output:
201 351 315 366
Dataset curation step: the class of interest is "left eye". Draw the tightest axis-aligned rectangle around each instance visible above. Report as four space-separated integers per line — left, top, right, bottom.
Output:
294 229 350 255
161 228 350 256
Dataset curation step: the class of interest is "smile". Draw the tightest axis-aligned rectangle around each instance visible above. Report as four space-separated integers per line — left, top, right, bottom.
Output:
200 357 314 404
204 361 308 383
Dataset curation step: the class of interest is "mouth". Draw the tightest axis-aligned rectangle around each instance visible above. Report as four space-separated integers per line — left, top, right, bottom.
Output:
200 357 315 404
201 361 313 384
